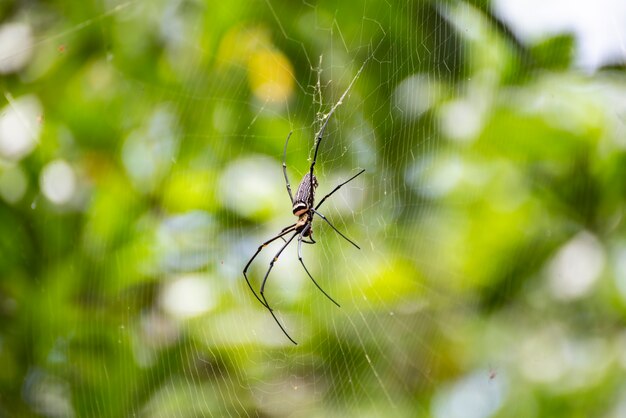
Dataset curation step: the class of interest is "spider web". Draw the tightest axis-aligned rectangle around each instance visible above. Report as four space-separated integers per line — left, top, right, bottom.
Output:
2 0 626 417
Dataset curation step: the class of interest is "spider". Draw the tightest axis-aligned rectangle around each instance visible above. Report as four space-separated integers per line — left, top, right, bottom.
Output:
243 109 365 345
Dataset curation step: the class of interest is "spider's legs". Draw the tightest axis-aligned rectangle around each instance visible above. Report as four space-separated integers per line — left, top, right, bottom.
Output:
310 104 339 176
243 224 296 309
307 169 365 249
259 231 299 345
311 209 360 249
282 131 294 204
315 169 365 210
307 104 340 207
297 225 340 308
279 223 297 243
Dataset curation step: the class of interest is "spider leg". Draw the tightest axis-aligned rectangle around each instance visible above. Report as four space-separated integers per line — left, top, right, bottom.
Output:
297 225 340 307
311 209 360 249
278 223 296 243
282 131 295 204
243 224 296 309
315 169 365 210
259 231 299 345
307 105 340 207
310 104 339 174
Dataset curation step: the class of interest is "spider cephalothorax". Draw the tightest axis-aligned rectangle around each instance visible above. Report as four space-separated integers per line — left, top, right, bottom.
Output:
295 211 312 236
243 109 364 345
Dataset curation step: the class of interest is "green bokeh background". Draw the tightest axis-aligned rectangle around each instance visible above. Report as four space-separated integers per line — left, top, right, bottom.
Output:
2 0 626 417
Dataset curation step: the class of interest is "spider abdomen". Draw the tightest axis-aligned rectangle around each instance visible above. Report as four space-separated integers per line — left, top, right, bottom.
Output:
292 172 318 216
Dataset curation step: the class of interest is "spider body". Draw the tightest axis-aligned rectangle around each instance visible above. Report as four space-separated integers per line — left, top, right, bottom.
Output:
243 109 365 345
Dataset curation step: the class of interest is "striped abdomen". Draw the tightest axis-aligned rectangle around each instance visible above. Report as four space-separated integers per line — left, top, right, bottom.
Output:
292 172 318 216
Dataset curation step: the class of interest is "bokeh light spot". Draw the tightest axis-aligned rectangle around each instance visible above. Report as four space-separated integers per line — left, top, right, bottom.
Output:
0 94 42 161
219 156 284 219
248 49 294 103
0 22 33 74
160 274 216 320
394 74 443 120
548 231 605 301
40 160 77 205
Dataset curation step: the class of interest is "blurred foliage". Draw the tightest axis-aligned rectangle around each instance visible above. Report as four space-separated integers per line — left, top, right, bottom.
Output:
1 0 626 417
